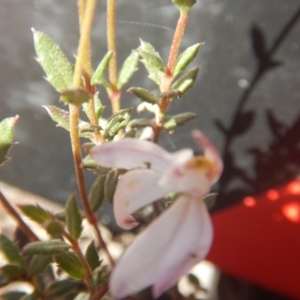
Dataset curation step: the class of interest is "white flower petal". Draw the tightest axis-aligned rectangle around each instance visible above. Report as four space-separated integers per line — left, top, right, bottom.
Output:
89 138 172 172
192 130 223 183
109 195 213 299
114 169 166 229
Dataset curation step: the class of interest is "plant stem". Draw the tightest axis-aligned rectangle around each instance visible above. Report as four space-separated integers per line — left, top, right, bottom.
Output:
160 11 189 114
62 230 93 285
0 190 39 242
166 11 188 78
70 0 115 267
107 0 121 113
91 281 109 300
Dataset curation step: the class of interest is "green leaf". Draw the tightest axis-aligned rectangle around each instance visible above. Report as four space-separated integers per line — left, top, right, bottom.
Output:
28 255 53 277
103 108 132 140
0 234 25 267
0 116 18 166
163 112 198 131
85 241 100 271
127 118 154 130
91 51 113 85
0 274 9 288
160 89 183 101
1 264 25 280
60 88 90 106
32 29 73 92
105 169 119 204
174 43 203 76
23 240 70 255
88 175 106 212
45 279 78 298
138 49 165 86
91 266 109 289
82 92 104 121
139 39 156 52
187 273 201 289
18 205 51 225
138 40 165 86
0 291 27 300
20 293 39 300
203 192 218 209
171 67 199 94
45 220 65 237
65 195 82 240
43 105 92 139
55 252 85 279
128 87 159 105
117 51 139 88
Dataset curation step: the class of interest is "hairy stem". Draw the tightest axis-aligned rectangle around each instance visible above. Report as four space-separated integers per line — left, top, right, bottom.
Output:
0 190 39 242
107 0 121 113
70 0 114 267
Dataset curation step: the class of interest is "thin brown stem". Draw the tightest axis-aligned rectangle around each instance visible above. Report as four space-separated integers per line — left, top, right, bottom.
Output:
69 0 115 268
62 230 93 285
166 12 188 79
0 190 39 242
91 281 109 300
160 11 189 115
107 0 121 113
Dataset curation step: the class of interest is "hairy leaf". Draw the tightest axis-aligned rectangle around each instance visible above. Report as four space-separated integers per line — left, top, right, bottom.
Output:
23 240 70 255
0 234 25 267
174 43 203 75
128 87 159 104
85 241 101 271
33 29 73 92
28 255 53 277
0 116 18 166
171 67 199 94
117 51 139 88
91 51 113 85
45 279 78 298
55 252 85 279
65 195 82 240
88 175 106 212
18 205 51 224
105 169 119 204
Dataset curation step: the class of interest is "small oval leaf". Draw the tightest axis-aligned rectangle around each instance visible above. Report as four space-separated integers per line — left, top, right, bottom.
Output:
88 175 106 212
18 205 51 225
104 169 119 204
85 241 100 271
65 195 82 240
128 87 159 105
55 252 85 279
1 264 26 280
0 116 18 166
33 29 73 92
171 67 199 94
174 43 203 76
23 240 70 256
0 234 25 267
117 51 139 88
28 255 53 277
60 88 90 106
91 51 113 85
45 279 78 298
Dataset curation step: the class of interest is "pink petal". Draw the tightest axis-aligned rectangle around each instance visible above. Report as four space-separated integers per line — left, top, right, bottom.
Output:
192 130 223 183
109 196 213 299
114 169 166 229
89 138 172 172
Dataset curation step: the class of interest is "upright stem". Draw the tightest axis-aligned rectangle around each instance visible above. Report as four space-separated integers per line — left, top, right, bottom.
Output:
70 0 114 267
166 12 188 80
107 0 121 113
160 11 189 113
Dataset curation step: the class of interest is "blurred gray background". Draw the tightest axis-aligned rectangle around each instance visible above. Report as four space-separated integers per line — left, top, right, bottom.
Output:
1 1 300 299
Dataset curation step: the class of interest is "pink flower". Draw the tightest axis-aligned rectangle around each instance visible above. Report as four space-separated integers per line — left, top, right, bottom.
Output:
89 130 223 299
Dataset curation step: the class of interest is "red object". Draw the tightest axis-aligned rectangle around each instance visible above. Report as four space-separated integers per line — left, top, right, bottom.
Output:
207 180 300 299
